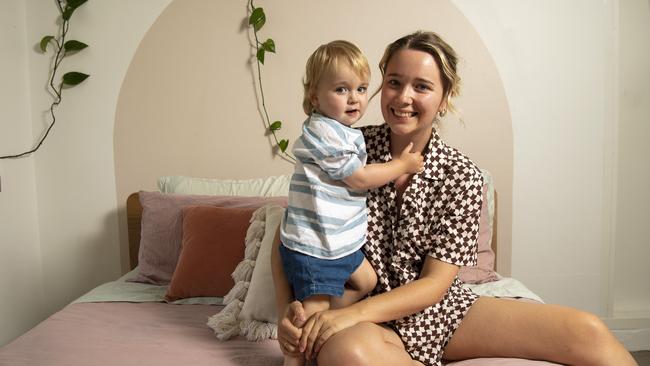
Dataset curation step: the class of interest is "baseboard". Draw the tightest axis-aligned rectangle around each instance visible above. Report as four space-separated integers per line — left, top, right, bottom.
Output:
612 328 650 351
605 317 650 351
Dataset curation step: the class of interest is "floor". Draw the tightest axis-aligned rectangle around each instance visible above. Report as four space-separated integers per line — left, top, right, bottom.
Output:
632 351 650 366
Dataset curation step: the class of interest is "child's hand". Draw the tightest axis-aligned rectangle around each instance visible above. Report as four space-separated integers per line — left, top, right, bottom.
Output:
397 142 424 174
277 301 306 356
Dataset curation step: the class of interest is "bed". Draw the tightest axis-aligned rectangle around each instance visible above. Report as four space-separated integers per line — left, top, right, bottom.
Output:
0 174 562 366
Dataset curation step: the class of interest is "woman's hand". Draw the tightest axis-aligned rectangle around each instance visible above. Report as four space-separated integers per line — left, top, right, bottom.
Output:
299 307 361 360
277 301 307 356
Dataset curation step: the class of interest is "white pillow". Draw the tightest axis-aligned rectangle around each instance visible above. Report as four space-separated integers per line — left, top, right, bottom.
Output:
239 205 283 324
207 204 283 341
157 174 291 197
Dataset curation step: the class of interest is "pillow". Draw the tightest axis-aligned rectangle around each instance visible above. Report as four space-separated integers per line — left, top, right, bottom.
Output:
207 204 284 341
158 174 291 197
458 169 499 284
239 205 285 324
129 191 287 285
164 206 258 302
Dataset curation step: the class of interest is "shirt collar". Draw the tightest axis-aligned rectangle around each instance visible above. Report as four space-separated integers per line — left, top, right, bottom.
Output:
421 129 446 181
374 124 446 181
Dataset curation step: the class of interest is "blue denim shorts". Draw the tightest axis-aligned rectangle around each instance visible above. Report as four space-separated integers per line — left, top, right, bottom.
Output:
279 244 364 302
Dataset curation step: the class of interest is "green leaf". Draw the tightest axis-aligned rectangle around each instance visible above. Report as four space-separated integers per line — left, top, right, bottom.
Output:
262 39 275 53
62 7 74 20
248 7 266 32
270 121 282 131
64 40 88 52
40 36 55 52
62 72 89 86
66 0 88 10
279 139 289 153
257 48 265 64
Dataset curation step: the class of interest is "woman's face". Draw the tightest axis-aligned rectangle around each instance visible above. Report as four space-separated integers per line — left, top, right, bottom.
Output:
380 49 447 138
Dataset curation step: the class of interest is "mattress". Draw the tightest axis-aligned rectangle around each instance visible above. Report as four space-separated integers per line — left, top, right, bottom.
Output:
0 270 560 366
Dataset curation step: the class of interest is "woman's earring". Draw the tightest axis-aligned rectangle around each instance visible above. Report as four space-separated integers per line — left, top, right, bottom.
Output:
438 109 447 118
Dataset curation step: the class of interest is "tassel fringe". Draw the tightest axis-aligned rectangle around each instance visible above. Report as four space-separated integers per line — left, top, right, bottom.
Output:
231 259 255 282
223 281 249 304
240 319 278 341
207 299 243 341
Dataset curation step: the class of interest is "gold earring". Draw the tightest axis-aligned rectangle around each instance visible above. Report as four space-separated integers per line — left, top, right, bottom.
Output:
438 109 447 118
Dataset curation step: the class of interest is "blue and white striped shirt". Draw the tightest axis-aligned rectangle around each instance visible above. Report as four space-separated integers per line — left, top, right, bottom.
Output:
280 113 367 259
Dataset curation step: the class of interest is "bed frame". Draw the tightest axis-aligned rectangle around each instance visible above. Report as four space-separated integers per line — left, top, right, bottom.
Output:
125 191 498 271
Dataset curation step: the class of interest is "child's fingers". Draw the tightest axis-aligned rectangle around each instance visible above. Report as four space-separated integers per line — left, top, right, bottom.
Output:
289 301 307 327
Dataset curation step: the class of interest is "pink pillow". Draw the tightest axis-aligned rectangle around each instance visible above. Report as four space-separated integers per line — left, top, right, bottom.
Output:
458 183 499 284
165 206 257 301
129 191 287 285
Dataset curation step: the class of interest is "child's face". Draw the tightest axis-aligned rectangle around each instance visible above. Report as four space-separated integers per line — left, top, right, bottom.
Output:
310 63 369 126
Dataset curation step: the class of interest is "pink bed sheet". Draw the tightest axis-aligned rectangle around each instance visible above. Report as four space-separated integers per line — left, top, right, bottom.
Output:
0 302 562 366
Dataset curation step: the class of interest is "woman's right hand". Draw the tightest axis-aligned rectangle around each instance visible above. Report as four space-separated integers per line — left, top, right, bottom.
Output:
277 300 307 356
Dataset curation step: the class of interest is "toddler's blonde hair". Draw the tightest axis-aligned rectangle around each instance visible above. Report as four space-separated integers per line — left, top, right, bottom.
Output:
302 40 370 115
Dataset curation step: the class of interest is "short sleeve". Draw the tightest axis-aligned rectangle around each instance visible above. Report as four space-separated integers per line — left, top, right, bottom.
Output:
295 119 364 180
430 167 483 266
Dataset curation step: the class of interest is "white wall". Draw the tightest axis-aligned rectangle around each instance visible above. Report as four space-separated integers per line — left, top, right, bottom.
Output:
0 0 171 347
610 0 650 349
614 0 650 317
0 1 46 346
23 0 172 318
453 0 650 349
454 0 610 314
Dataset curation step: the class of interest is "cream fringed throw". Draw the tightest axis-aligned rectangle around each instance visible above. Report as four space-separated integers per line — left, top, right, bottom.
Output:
207 204 284 341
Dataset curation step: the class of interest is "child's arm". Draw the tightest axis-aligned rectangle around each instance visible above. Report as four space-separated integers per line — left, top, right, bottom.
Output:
343 142 424 190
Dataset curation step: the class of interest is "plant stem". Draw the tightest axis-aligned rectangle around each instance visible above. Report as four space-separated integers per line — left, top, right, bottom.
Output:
248 0 295 163
0 2 68 159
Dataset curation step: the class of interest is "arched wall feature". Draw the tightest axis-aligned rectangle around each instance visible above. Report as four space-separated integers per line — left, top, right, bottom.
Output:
114 0 513 273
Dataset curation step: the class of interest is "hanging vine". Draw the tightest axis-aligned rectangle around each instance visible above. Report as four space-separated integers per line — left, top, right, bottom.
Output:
247 0 295 163
1 0 90 159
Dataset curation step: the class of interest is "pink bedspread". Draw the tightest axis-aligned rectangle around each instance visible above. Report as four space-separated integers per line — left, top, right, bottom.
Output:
0 302 561 366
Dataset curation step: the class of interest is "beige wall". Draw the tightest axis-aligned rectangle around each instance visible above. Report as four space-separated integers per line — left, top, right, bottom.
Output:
114 0 514 276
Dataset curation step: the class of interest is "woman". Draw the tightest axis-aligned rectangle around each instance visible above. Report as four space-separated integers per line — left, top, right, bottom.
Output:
271 31 637 366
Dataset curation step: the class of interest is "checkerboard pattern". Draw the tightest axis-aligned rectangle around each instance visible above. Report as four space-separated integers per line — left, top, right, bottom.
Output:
361 124 483 365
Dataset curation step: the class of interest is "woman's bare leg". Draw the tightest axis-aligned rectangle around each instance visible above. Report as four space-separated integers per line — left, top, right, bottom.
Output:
444 297 637 366
317 322 421 366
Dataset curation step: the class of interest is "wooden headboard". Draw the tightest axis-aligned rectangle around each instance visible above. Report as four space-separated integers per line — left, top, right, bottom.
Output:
126 193 143 270
125 191 497 271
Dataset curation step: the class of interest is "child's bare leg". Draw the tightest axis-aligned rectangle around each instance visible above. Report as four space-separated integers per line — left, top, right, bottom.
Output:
283 295 330 366
331 258 377 309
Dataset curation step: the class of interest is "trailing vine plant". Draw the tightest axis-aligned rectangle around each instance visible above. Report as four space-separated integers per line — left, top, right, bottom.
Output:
1 0 89 159
247 0 295 163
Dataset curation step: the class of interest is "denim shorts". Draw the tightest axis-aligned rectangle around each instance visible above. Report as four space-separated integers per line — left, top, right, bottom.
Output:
279 244 364 302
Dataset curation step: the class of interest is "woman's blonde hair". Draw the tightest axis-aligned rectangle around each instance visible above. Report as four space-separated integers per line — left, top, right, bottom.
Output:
376 31 461 116
302 40 370 115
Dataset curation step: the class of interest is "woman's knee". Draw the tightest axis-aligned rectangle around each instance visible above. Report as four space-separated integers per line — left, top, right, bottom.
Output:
565 310 621 360
568 311 611 344
317 322 381 366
